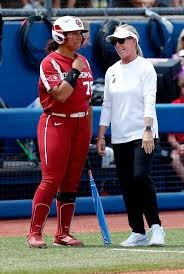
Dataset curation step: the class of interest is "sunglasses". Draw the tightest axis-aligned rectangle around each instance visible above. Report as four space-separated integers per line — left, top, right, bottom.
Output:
111 37 133 46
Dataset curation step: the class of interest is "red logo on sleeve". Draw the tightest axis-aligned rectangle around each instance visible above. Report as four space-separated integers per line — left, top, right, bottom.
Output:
47 74 61 81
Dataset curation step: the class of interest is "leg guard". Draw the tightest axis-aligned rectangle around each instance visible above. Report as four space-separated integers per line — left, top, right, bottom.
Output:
54 192 84 247
29 203 50 234
55 192 76 236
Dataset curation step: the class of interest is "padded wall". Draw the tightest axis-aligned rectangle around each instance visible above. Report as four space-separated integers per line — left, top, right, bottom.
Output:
0 104 184 139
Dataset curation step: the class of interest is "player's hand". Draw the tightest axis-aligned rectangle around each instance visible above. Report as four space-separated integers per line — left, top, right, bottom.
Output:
96 138 106 157
72 56 85 72
142 130 154 154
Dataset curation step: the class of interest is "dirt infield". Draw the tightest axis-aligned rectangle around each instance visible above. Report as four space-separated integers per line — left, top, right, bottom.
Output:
1 210 184 237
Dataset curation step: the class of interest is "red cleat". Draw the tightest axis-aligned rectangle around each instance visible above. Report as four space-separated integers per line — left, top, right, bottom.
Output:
53 234 84 247
27 233 46 248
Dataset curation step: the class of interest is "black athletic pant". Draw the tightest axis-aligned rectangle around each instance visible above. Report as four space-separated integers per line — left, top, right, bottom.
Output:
113 140 161 234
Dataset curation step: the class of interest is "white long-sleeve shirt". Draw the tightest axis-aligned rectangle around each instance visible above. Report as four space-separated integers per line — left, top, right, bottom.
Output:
99 56 159 144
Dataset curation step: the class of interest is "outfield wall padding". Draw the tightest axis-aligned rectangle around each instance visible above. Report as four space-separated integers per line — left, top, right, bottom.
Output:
0 193 184 219
1 104 184 139
1 105 184 218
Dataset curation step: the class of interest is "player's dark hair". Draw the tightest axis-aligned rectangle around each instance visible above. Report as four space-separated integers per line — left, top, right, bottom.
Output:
46 32 68 53
46 40 59 53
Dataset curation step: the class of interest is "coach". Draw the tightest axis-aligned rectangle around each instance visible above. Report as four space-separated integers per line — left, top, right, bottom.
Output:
96 23 165 247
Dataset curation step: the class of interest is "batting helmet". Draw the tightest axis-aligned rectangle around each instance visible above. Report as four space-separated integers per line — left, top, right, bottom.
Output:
52 16 88 45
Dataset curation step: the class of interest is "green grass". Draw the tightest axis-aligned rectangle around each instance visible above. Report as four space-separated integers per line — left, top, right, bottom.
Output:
1 229 184 274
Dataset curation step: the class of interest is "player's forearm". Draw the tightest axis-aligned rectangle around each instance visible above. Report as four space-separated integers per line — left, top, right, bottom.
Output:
51 82 74 103
52 68 81 103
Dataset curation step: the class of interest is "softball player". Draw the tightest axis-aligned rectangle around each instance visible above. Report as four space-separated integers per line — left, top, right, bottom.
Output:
27 16 93 248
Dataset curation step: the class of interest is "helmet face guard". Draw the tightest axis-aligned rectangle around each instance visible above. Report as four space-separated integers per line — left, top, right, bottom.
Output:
52 16 88 45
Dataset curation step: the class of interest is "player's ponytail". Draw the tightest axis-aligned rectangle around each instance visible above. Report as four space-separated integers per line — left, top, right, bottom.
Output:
46 40 59 53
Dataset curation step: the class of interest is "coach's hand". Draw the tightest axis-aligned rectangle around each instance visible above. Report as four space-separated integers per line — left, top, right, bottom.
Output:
142 130 154 154
96 138 106 157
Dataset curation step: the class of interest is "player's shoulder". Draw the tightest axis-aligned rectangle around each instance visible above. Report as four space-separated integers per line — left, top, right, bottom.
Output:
41 52 52 63
40 52 58 68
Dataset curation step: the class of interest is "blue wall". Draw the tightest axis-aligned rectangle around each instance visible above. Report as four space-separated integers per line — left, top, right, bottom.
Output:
1 19 184 219
0 21 51 107
1 193 184 219
0 104 184 139
0 19 184 107
0 105 184 218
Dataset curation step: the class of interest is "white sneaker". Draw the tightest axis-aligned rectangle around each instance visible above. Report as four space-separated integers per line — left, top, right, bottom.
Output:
120 232 149 247
149 224 165 246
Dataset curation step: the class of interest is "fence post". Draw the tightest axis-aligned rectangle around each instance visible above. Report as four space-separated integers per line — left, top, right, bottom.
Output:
44 0 52 21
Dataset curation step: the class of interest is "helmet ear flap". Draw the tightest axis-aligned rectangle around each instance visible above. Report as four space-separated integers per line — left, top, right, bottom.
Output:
52 30 66 45
58 33 65 45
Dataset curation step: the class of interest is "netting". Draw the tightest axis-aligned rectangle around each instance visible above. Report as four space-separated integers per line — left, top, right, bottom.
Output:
0 138 183 201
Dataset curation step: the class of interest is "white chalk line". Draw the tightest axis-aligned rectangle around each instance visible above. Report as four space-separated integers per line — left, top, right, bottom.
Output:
112 248 184 254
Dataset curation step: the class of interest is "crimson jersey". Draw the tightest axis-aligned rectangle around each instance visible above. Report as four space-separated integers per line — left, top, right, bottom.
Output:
171 96 184 143
39 51 93 114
